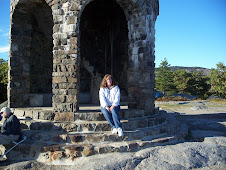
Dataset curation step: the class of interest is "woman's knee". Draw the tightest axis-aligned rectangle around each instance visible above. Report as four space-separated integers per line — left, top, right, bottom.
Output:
111 107 120 115
113 105 120 111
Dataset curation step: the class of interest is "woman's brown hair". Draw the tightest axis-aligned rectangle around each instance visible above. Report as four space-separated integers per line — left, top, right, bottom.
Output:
100 74 118 88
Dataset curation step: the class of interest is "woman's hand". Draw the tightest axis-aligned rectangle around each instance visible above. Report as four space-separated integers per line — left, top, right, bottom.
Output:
110 105 115 112
105 106 111 112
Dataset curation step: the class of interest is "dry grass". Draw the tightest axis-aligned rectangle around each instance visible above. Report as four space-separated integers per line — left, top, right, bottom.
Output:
209 98 226 105
156 96 188 102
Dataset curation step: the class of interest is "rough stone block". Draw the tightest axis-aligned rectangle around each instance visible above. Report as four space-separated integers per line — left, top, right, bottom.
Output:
53 133 67 142
127 142 139 152
69 150 82 160
66 16 76 24
53 77 67 83
53 103 74 112
53 9 64 15
85 134 106 143
76 123 94 132
68 89 78 95
98 146 115 154
11 43 18 51
43 144 63 152
66 95 77 103
69 135 83 143
70 3 79 11
25 110 33 118
108 135 123 142
95 123 111 131
53 95 66 103
50 151 66 162
39 111 55 121
14 109 25 117
33 111 39 119
81 144 95 157
54 112 75 122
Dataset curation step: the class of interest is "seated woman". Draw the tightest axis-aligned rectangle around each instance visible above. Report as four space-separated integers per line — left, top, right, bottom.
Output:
99 74 123 137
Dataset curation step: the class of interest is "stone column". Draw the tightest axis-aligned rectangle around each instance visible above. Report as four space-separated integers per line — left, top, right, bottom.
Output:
52 1 80 121
127 1 158 114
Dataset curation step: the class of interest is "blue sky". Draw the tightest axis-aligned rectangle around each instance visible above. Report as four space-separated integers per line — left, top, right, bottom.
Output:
0 0 225 69
0 0 10 60
156 0 226 69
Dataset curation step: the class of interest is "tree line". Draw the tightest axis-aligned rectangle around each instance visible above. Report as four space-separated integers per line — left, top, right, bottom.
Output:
0 58 225 103
155 58 225 99
0 59 8 103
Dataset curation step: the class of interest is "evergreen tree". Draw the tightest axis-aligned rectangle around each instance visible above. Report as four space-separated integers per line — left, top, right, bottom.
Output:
0 59 8 103
173 69 191 93
155 58 174 94
188 71 210 97
208 62 226 98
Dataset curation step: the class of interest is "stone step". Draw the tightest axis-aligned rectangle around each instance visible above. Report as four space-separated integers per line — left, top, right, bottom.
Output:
13 107 55 121
13 107 156 121
21 122 175 145
4 116 188 164
5 134 181 163
75 109 150 121
19 114 167 132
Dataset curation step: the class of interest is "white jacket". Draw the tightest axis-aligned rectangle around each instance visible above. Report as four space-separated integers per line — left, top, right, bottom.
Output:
99 86 120 107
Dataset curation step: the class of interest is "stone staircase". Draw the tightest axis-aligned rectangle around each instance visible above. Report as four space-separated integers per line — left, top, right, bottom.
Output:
2 106 188 164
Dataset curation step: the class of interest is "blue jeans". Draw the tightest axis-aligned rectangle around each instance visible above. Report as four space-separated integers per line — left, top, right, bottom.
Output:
101 105 122 129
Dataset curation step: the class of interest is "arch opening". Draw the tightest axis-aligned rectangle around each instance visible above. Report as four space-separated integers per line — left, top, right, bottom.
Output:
79 0 129 105
29 2 53 104
10 0 53 107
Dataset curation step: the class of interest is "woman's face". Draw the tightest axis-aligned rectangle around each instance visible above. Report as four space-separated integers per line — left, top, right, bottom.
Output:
106 77 112 86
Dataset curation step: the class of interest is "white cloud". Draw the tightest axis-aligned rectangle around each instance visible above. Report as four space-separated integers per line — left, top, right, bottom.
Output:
0 46 9 53
3 33 9 37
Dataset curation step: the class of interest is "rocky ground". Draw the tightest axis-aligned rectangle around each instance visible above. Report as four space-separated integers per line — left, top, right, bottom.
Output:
0 100 226 170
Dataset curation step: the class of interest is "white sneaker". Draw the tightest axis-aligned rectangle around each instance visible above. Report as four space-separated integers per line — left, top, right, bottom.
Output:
112 128 118 134
118 128 123 137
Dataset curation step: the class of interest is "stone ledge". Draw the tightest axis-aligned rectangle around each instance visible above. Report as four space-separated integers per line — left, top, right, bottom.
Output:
40 135 180 163
20 122 177 145
20 115 167 133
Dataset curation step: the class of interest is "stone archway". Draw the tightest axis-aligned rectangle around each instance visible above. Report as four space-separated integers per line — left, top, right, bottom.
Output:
9 0 53 107
79 0 129 105
9 0 159 117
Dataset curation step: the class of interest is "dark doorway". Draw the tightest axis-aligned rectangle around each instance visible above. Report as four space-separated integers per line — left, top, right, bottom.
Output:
79 0 129 104
11 0 53 107
29 2 53 106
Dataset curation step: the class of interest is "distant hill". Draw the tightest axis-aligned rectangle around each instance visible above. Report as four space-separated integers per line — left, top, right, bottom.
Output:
168 66 210 76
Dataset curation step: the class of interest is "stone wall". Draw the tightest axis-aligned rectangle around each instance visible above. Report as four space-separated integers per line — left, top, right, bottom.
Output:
9 0 159 121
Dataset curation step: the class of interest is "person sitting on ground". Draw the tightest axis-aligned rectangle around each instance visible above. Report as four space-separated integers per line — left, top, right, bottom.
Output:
0 107 21 145
99 74 123 137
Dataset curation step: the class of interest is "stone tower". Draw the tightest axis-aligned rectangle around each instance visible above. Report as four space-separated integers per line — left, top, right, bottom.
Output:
8 0 159 121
